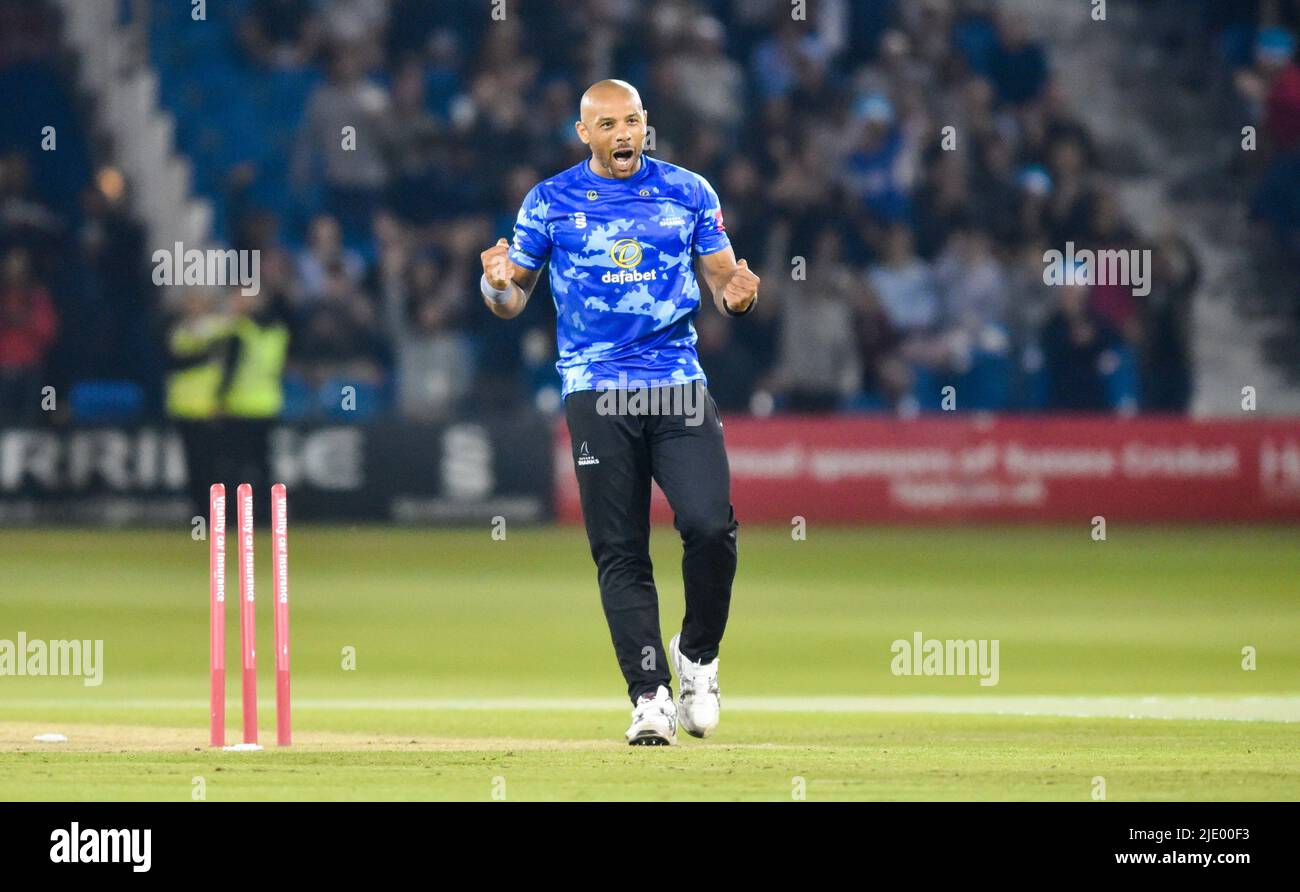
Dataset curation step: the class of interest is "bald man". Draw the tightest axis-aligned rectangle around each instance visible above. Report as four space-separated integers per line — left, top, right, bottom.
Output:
479 79 759 745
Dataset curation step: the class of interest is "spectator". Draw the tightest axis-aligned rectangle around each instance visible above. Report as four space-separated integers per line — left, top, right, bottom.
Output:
217 288 291 500
1043 135 1093 244
1235 27 1300 153
0 152 62 260
969 134 1023 245
670 17 745 135
934 222 1010 365
0 247 58 420
952 0 1001 76
913 148 973 260
78 170 153 390
292 42 391 243
385 0 448 65
718 156 772 272
1138 233 1198 413
1261 29 1300 153
1006 237 1058 357
1243 28 1300 265
868 223 941 337
423 28 468 120
642 59 694 161
370 209 411 334
289 262 386 396
319 0 388 64
240 0 320 69
166 288 230 516
1250 148 1300 253
525 79 581 175
768 228 862 411
751 15 832 100
1014 163 1054 245
801 86 858 186
841 94 917 223
1041 281 1122 412
696 310 760 413
296 214 366 306
1081 189 1143 341
850 282 910 409
875 28 935 100
393 252 472 421
771 140 836 259
380 59 447 226
988 16 1049 106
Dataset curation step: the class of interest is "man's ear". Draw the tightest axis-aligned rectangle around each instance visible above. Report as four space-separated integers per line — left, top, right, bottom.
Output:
575 120 590 146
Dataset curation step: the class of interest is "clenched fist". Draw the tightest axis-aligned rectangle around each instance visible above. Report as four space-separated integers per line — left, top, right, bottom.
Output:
480 237 517 291
723 258 760 314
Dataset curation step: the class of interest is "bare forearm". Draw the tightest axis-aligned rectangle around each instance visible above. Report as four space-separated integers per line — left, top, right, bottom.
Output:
697 247 759 316
697 258 736 314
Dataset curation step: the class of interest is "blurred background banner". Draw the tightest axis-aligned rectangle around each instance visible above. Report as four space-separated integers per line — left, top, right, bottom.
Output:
0 412 552 524
558 417 1300 524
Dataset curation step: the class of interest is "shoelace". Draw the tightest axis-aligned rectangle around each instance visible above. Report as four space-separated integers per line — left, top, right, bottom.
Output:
635 694 669 718
632 695 674 730
678 655 719 697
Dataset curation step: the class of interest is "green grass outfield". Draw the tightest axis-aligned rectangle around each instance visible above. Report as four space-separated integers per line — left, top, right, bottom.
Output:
0 525 1296 801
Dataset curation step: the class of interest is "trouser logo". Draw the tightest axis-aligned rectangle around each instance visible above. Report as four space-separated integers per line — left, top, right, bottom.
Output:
577 441 600 466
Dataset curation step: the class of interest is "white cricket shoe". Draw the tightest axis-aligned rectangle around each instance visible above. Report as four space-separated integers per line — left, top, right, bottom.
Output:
669 634 720 738
625 684 677 746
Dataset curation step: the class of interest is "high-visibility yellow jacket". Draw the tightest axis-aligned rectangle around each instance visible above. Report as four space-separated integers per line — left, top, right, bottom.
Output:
165 315 233 420
222 315 289 419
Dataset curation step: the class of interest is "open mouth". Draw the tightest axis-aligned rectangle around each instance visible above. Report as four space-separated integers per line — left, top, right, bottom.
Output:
611 147 636 170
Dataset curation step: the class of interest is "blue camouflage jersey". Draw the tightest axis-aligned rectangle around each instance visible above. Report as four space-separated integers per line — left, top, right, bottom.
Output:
507 155 731 397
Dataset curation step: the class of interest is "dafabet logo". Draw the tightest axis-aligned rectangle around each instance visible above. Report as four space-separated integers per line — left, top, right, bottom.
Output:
603 238 655 284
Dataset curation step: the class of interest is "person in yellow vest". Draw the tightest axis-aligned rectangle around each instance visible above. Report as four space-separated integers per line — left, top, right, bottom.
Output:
166 288 233 517
218 288 290 504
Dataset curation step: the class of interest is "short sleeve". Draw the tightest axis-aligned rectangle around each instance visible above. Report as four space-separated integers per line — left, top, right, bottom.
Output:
508 184 552 270
692 175 731 256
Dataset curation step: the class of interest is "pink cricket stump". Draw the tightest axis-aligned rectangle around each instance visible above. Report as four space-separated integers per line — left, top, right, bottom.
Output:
209 484 226 748
271 483 291 746
237 483 258 744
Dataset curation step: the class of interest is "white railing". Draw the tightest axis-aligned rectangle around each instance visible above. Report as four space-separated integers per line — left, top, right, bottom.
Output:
52 0 213 272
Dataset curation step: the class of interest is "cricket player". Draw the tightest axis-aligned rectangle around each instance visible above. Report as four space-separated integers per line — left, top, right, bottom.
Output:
479 80 759 745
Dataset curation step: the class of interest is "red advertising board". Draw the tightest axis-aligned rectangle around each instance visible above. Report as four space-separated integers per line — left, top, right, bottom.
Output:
554 416 1300 524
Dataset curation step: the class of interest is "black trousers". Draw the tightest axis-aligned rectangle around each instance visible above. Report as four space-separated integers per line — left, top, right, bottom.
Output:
176 419 220 519
565 381 738 703
215 418 274 521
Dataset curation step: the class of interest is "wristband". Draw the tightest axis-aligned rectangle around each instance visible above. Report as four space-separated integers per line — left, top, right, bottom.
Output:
723 292 757 317
481 272 512 304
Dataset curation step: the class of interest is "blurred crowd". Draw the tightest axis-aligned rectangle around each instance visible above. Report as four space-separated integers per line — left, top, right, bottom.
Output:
1223 3 1300 312
222 0 1202 418
13 0 1300 423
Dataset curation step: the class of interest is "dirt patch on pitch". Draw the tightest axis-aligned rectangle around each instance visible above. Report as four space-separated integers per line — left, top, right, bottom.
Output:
0 722 826 754
0 721 620 754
